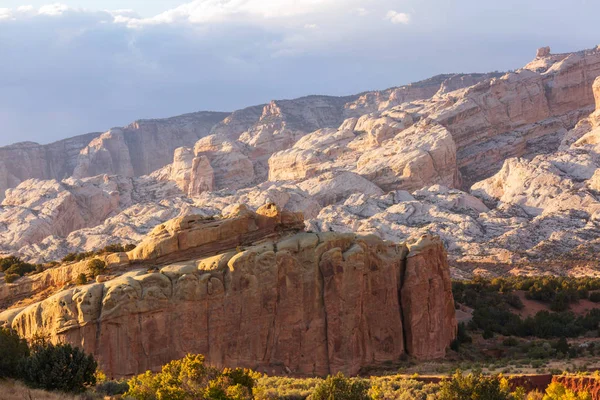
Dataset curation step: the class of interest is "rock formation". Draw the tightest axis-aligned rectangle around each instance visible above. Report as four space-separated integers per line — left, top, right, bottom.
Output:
2 46 600 276
0 206 456 378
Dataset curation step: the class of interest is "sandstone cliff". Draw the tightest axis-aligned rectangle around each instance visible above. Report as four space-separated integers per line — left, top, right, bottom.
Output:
0 206 456 378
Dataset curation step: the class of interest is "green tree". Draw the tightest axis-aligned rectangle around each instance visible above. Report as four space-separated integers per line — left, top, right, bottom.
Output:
20 343 97 393
0 328 29 379
87 259 107 277
309 373 370 400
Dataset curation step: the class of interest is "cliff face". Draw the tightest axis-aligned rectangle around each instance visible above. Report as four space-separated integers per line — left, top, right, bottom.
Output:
0 206 456 378
0 112 228 201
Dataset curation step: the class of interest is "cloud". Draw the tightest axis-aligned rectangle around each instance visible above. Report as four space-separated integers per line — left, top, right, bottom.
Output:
113 0 352 27
2 0 598 148
354 7 369 16
0 9 12 20
385 10 410 24
38 3 71 16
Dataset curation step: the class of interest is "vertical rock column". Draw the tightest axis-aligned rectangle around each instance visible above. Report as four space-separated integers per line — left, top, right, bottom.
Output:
400 235 457 359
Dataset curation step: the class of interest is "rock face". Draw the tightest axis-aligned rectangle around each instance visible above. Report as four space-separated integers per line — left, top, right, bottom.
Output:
2 46 600 275
0 207 456 378
0 112 228 201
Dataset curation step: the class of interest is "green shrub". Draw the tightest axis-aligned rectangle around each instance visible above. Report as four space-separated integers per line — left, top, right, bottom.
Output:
0 328 29 379
589 292 600 303
76 273 88 285
20 343 97 393
309 373 369 400
126 354 259 400
87 259 106 278
483 329 495 339
503 337 519 347
4 273 20 283
95 380 129 396
544 382 591 400
438 371 518 400
369 377 439 400
0 256 22 272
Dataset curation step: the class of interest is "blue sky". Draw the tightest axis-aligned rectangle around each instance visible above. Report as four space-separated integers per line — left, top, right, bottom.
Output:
0 0 599 146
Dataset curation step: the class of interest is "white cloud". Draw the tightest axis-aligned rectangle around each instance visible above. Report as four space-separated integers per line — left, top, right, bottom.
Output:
17 5 35 13
114 0 349 27
385 10 410 24
0 8 12 20
354 7 369 16
304 23 318 29
38 3 70 16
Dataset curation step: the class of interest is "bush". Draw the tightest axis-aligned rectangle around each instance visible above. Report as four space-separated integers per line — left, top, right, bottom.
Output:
0 256 22 272
20 343 97 393
309 373 369 400
438 371 518 400
0 328 29 379
543 382 591 400
503 337 519 347
254 376 322 400
95 380 129 396
125 354 259 400
87 259 106 278
4 273 20 283
589 292 600 303
76 273 88 285
369 377 439 400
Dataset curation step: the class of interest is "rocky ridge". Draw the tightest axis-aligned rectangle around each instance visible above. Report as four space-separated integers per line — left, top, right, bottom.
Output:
0 205 456 378
1 46 600 275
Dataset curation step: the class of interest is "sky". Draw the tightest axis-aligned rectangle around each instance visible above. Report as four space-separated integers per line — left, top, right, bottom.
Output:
0 0 599 146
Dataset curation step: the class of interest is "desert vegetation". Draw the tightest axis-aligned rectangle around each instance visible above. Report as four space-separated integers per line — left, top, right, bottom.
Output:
0 256 44 283
61 242 136 263
453 276 600 339
1 325 597 399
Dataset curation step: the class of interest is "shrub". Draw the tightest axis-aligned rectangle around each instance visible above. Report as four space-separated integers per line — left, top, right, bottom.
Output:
126 354 259 400
368 377 439 400
95 380 129 396
87 259 106 278
4 273 20 283
0 256 22 272
76 273 88 285
503 337 519 347
20 343 97 393
483 329 495 339
589 292 600 303
438 371 519 400
309 373 369 400
0 328 29 379
543 382 591 400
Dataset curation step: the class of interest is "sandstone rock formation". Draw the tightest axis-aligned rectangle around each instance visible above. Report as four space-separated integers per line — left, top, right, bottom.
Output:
0 207 456 378
2 46 600 276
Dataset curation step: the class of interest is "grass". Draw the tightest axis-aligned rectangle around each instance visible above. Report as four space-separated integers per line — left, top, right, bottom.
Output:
0 379 95 400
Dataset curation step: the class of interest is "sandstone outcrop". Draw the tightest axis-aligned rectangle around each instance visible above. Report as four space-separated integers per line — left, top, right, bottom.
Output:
0 208 456 378
0 112 228 200
2 46 600 277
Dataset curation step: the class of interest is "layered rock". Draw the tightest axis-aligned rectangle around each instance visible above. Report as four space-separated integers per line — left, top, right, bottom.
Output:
0 112 228 200
0 208 457 378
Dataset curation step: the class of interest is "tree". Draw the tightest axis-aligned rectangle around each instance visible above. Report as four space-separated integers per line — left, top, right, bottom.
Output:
87 259 107 278
20 343 97 393
309 373 370 400
0 328 29 379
